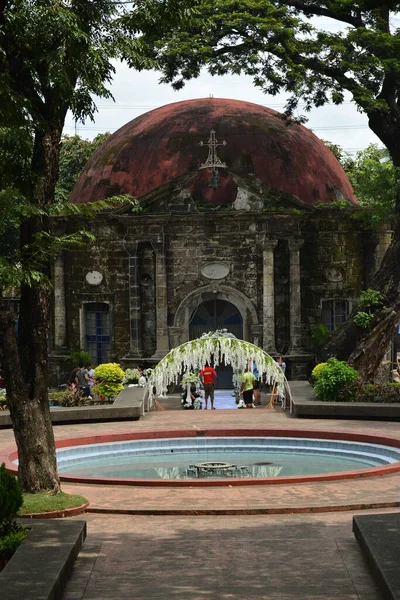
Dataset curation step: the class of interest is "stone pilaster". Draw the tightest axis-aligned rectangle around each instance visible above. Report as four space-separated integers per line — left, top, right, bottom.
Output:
262 239 278 354
152 243 170 358
54 255 66 348
288 239 304 352
129 248 142 357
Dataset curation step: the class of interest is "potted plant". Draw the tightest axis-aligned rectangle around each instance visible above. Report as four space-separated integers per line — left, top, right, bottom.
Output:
122 368 141 386
181 371 200 406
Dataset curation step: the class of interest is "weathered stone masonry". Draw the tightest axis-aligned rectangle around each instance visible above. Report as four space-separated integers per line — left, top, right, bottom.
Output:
50 207 386 383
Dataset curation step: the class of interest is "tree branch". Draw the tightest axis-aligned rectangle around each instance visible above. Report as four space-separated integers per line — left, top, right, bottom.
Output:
284 1 365 29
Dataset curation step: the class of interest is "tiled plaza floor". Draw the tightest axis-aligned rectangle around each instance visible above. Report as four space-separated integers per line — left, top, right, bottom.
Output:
63 510 391 599
1 407 399 598
1 408 400 513
44 409 400 514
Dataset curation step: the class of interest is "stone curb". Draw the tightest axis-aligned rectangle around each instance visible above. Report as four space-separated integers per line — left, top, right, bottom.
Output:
19 501 89 519
86 499 400 516
1 519 86 600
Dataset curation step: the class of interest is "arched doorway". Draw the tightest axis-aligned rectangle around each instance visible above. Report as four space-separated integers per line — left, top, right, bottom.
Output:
189 300 243 388
189 299 243 340
171 284 259 350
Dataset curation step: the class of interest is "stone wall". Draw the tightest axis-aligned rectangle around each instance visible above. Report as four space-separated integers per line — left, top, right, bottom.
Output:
49 207 389 385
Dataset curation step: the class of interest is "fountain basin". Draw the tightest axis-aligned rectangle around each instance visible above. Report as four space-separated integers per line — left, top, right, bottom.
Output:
5 429 400 486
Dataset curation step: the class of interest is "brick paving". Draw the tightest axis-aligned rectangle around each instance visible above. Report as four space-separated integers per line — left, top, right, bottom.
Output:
1 408 399 598
63 510 390 599
44 410 400 514
2 409 400 513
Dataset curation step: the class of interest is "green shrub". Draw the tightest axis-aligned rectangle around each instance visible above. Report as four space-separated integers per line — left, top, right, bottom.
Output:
314 358 359 402
353 311 373 329
357 383 400 403
94 363 124 398
0 463 23 522
0 529 28 560
353 289 384 329
311 363 327 381
48 390 85 407
359 289 384 309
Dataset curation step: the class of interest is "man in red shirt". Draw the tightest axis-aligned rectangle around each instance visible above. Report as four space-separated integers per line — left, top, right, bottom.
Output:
200 363 217 409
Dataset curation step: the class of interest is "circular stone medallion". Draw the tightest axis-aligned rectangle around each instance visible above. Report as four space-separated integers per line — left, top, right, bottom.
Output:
201 262 230 280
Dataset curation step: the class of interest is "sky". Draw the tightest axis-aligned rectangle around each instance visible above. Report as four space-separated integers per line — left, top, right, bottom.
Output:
63 13 399 155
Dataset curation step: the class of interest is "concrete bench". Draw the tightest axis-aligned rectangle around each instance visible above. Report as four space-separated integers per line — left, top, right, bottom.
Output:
353 513 400 600
0 386 144 428
1 519 86 600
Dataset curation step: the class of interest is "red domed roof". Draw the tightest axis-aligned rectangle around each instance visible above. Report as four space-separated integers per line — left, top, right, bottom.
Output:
70 98 356 206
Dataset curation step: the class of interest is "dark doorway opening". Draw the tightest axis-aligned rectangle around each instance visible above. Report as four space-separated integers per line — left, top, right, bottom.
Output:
190 299 243 388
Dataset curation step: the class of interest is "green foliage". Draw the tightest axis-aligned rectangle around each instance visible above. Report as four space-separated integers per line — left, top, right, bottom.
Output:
311 363 327 381
359 289 384 310
152 3 400 124
122 368 141 384
353 311 373 329
55 134 111 203
330 199 353 210
310 323 329 350
0 0 195 291
347 145 396 225
67 351 92 369
324 141 396 225
314 358 359 402
354 289 384 328
0 463 23 522
357 383 400 404
0 528 28 560
182 371 200 386
48 390 85 407
94 363 124 398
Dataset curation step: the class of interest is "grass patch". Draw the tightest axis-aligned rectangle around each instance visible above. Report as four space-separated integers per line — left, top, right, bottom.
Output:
19 492 88 515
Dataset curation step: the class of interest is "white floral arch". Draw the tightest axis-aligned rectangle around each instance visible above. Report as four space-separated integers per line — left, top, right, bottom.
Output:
147 331 288 406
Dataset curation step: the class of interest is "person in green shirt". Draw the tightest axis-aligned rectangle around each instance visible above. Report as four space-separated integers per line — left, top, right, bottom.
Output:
240 367 256 408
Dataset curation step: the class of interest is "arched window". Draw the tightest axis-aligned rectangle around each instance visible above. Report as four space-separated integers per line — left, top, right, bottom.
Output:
84 303 111 365
321 299 349 332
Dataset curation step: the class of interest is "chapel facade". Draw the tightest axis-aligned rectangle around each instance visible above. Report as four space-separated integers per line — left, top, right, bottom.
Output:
49 98 391 384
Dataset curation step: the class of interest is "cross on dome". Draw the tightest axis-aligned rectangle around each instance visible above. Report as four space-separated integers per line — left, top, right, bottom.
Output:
199 129 227 170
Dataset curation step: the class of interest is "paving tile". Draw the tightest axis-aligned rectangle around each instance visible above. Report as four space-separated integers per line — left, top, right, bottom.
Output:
1 410 394 600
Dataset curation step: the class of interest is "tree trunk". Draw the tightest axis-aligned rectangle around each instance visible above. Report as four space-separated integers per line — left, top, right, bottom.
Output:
0 123 64 493
322 132 400 383
0 300 60 492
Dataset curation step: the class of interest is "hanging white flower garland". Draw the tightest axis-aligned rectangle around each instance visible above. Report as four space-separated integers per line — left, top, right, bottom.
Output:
147 330 285 405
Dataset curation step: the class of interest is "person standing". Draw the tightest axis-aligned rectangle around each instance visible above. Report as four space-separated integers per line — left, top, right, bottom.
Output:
252 361 261 406
240 367 256 408
275 356 286 376
75 363 91 399
200 363 217 409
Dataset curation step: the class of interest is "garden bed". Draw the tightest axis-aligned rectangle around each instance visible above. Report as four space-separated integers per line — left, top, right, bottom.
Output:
291 382 400 419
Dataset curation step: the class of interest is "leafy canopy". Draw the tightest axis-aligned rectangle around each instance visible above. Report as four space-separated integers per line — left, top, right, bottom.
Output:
324 141 396 223
150 2 400 162
0 0 196 291
55 133 111 203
